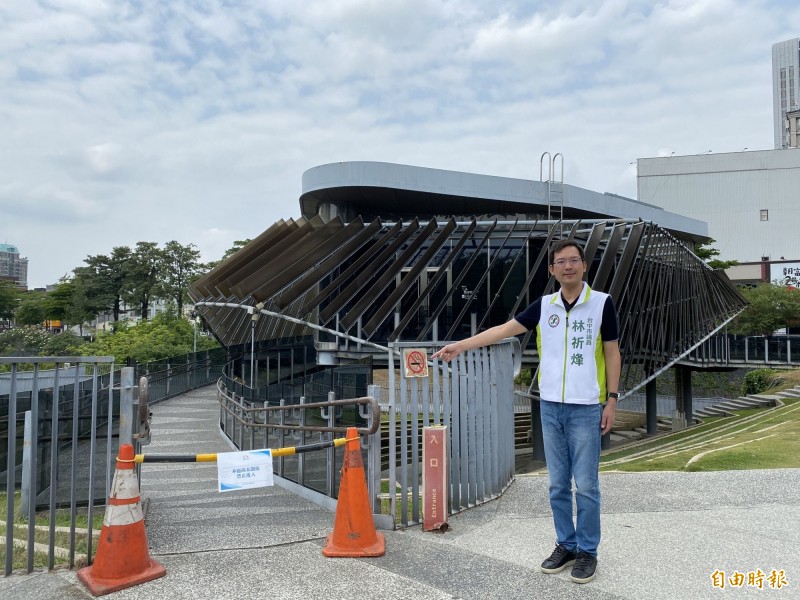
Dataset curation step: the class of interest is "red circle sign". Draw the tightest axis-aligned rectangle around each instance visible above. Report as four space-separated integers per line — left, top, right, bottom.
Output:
406 350 426 375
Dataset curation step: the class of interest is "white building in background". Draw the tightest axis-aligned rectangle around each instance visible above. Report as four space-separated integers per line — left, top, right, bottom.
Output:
636 149 800 284
773 38 800 149
0 243 28 289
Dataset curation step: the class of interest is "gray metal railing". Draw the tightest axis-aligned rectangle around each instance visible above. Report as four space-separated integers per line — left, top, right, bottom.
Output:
683 334 799 368
1 348 233 576
387 340 518 527
215 379 389 525
215 339 519 529
1 356 116 575
726 334 799 365
133 346 235 404
2 349 232 497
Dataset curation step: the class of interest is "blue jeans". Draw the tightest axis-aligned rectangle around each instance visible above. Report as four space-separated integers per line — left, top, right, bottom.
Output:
540 400 602 556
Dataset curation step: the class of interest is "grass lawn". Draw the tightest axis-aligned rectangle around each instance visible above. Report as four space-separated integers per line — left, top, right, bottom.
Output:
0 492 102 571
601 385 800 473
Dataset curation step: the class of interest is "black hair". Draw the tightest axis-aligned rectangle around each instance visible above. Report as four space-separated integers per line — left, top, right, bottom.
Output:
549 240 585 265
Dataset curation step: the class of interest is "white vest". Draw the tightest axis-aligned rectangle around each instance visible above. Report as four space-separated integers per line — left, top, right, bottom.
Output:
536 283 609 404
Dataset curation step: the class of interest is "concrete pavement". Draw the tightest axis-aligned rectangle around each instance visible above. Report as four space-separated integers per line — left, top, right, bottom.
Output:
2 386 798 599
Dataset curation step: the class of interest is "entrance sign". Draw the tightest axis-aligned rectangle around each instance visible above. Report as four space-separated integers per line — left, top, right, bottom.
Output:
402 348 429 378
423 425 448 531
217 449 274 492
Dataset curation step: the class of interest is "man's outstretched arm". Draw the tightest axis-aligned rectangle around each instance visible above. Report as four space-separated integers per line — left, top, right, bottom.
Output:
431 320 527 362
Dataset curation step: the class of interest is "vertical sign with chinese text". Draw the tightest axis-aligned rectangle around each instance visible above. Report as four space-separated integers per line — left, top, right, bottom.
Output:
423 425 448 531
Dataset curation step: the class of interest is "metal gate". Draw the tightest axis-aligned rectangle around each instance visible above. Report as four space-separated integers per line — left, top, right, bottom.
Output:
386 339 519 527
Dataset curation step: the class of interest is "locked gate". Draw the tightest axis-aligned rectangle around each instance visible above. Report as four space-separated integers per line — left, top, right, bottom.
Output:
385 339 520 527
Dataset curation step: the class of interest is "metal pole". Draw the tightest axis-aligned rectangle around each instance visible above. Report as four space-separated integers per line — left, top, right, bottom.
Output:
5 364 18 576
250 319 256 389
193 318 197 353
21 411 31 519
326 391 335 497
646 378 658 435
120 367 134 446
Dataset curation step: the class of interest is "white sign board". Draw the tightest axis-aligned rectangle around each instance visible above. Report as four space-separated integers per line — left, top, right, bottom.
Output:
776 262 800 288
217 449 273 492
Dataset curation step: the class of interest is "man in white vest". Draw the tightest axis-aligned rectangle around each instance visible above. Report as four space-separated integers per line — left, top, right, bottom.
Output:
433 239 621 584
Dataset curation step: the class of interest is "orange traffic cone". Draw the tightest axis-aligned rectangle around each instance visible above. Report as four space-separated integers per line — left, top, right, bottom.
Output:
322 427 385 557
77 444 166 596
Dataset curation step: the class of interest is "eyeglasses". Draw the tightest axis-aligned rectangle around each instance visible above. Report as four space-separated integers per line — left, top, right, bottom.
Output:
552 257 583 267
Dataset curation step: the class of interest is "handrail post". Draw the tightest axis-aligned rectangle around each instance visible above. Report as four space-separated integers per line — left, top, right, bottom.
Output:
365 384 381 514
297 396 306 486
326 391 336 497
278 398 286 477
119 367 134 446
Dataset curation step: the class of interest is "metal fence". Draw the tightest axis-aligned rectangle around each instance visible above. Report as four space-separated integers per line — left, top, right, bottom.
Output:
0 348 233 575
216 340 519 529
133 346 237 402
726 334 799 365
386 340 519 527
216 381 385 521
1 356 116 575
2 349 232 496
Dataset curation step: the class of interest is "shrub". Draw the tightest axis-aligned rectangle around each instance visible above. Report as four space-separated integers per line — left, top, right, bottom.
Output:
0 327 50 356
514 368 532 387
742 368 782 396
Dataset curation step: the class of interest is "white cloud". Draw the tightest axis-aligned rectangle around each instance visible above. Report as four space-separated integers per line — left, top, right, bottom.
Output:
0 0 797 287
85 142 122 173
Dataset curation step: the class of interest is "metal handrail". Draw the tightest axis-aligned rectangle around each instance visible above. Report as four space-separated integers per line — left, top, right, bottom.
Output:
216 379 379 435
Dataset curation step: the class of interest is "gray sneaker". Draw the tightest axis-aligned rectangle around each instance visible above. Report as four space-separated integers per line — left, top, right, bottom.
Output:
569 552 598 583
540 544 577 574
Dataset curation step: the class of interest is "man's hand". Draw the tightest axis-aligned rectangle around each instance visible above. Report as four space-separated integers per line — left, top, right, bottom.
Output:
431 342 463 363
601 397 617 435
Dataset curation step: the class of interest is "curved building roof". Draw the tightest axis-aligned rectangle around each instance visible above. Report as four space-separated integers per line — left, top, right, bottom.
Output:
300 161 708 240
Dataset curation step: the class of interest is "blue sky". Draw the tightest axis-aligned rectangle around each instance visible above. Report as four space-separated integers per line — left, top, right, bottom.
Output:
2 0 799 288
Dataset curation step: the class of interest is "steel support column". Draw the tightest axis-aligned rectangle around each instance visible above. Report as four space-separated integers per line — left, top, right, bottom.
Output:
646 378 658 435
675 365 693 429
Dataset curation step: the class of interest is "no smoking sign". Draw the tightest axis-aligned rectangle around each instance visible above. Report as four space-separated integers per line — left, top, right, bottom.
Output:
402 349 429 378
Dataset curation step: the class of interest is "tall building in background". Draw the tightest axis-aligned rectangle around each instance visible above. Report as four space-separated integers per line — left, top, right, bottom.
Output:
773 38 800 149
637 150 800 285
0 244 29 290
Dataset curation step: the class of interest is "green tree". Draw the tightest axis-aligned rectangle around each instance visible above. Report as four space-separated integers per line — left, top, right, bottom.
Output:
15 291 48 326
124 242 162 321
44 280 74 323
158 241 201 317
81 310 218 363
44 279 98 334
77 247 133 326
58 275 100 336
0 278 19 320
731 283 800 336
221 239 252 261
199 239 253 272
693 239 738 270
41 330 85 356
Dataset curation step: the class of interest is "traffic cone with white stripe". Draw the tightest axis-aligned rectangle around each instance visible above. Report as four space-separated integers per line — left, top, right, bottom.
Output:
77 444 166 596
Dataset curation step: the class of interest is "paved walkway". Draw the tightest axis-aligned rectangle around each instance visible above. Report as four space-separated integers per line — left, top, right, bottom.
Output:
2 386 799 599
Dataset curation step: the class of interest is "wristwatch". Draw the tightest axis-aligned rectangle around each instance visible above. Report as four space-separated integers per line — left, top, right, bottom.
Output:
607 392 619 400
